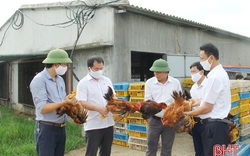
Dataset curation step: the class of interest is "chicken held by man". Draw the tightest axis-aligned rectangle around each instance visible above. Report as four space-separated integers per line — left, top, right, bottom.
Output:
103 86 167 121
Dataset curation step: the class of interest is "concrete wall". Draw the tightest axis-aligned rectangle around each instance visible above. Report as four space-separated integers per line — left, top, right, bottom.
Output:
114 11 250 67
0 6 115 54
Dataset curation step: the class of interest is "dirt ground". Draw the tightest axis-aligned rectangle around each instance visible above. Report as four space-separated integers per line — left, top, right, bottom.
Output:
65 132 194 156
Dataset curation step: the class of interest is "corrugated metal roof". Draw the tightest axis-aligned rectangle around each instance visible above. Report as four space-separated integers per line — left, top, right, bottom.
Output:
1 1 250 41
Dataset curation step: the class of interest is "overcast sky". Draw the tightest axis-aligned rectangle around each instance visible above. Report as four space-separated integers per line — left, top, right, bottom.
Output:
0 0 250 37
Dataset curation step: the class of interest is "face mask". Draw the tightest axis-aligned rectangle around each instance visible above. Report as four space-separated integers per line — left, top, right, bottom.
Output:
200 56 211 71
55 65 68 75
191 72 202 82
89 68 103 79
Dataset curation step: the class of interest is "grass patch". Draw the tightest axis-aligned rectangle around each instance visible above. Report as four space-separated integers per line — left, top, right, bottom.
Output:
0 105 84 156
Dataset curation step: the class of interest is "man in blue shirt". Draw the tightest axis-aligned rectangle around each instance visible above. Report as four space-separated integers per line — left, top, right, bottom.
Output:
30 49 76 156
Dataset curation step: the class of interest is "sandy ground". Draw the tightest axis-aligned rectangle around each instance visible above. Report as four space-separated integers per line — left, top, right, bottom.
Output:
65 132 195 156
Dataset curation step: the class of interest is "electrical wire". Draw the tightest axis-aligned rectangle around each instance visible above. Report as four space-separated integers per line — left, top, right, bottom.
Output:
0 0 119 81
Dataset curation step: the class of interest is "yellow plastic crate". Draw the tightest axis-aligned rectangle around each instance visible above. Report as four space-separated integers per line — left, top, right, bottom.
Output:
240 111 250 118
129 83 145 90
129 90 144 97
230 127 239 142
239 99 250 105
115 90 129 96
231 94 240 103
230 106 239 115
129 97 144 102
127 117 147 125
231 88 240 95
239 114 250 124
113 139 128 147
239 104 250 112
128 130 147 138
182 78 195 88
128 112 142 118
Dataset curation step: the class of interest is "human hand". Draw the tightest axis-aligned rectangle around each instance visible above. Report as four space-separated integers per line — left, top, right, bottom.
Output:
191 99 200 107
97 106 108 116
64 97 78 105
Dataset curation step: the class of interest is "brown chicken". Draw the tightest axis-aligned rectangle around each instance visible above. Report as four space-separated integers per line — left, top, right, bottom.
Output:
162 90 195 132
56 89 88 125
104 86 167 121
103 86 141 121
138 100 167 119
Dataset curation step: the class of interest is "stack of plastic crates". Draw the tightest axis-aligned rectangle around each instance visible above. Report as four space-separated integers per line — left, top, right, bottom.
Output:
128 82 145 103
235 80 250 141
226 142 250 156
113 121 129 147
230 80 241 143
112 82 131 147
113 82 131 101
127 112 148 151
182 78 194 89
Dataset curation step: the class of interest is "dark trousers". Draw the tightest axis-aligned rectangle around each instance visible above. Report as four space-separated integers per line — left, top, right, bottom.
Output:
202 121 229 156
192 119 204 156
146 117 175 156
85 126 114 156
34 121 66 156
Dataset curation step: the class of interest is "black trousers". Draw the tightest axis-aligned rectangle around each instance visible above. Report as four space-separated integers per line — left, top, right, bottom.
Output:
202 121 229 156
85 126 114 156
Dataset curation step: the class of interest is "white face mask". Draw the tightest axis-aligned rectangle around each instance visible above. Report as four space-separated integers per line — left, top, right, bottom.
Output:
89 68 103 79
191 72 202 82
200 56 211 71
55 65 68 75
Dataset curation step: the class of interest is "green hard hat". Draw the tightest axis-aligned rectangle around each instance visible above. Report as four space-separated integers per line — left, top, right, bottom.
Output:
42 49 72 64
149 58 171 72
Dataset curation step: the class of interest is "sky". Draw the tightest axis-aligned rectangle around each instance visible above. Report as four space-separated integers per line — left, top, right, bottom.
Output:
0 0 250 37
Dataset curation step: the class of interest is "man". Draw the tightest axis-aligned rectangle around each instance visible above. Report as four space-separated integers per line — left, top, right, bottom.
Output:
76 56 115 156
30 49 77 156
145 58 182 156
235 74 244 80
185 43 231 156
189 61 208 156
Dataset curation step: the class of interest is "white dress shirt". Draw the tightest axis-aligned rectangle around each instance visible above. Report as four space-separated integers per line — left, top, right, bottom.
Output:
199 64 231 119
144 76 182 118
190 77 208 111
76 74 115 131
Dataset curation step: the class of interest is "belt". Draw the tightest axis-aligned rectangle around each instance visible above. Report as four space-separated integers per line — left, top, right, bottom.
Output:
152 116 162 120
194 117 201 122
201 118 230 124
39 120 66 127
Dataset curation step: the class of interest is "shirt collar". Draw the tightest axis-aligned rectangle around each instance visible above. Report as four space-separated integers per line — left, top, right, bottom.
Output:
43 68 54 80
207 64 222 78
153 76 173 84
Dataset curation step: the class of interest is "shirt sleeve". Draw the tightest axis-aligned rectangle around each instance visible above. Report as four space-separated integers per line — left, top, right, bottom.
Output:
144 80 153 101
30 76 48 114
76 80 88 101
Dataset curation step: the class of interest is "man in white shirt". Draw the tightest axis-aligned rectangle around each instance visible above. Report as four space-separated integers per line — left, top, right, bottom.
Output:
145 58 182 156
76 56 115 156
189 61 208 156
185 43 231 156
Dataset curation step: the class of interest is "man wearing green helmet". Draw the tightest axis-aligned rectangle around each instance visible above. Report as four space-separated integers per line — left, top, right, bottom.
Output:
30 49 77 156
145 58 182 156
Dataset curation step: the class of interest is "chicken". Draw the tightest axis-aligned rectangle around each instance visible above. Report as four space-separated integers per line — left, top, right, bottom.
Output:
139 100 167 119
56 89 88 124
103 86 141 121
104 86 167 121
162 90 195 132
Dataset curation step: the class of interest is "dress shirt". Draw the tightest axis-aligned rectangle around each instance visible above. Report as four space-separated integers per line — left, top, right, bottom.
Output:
144 76 182 118
30 68 67 123
76 74 114 131
199 64 231 119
